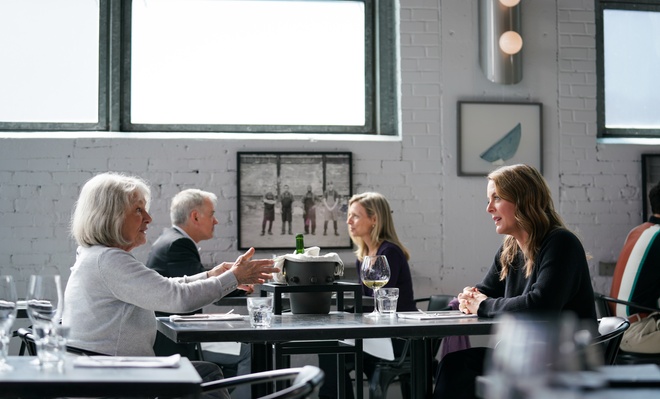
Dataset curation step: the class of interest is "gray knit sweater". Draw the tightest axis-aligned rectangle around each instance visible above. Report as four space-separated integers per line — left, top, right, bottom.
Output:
62 245 238 356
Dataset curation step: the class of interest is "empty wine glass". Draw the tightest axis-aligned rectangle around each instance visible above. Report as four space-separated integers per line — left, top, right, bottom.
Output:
360 255 391 318
26 275 63 331
0 275 18 371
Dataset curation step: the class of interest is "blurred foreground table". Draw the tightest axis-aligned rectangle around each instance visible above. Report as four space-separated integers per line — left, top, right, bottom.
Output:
0 356 202 398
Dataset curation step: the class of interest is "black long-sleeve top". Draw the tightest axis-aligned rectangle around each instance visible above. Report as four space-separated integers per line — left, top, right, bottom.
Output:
476 228 597 322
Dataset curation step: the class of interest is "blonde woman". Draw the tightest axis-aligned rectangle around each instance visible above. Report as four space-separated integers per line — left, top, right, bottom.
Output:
319 192 416 399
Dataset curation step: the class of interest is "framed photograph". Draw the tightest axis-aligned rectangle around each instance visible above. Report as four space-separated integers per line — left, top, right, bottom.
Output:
458 101 543 176
237 152 353 251
642 154 660 222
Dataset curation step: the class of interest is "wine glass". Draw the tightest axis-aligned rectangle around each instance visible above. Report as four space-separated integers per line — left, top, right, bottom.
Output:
484 312 597 399
360 255 391 318
0 275 17 371
26 275 63 331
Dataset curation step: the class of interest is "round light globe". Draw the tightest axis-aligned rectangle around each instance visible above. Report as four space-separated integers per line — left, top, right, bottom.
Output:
499 31 523 55
499 0 520 7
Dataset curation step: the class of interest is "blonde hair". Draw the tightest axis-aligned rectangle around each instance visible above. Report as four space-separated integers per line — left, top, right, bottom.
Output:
488 164 565 280
348 192 410 262
71 172 151 248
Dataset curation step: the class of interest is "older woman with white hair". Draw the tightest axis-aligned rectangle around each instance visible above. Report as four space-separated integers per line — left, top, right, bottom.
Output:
62 172 278 399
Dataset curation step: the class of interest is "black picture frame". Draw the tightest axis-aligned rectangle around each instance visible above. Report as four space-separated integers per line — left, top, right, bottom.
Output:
237 152 353 251
642 154 660 222
458 101 543 176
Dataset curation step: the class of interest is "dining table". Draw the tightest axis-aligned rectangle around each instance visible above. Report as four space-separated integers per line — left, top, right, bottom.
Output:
157 311 498 399
0 355 202 398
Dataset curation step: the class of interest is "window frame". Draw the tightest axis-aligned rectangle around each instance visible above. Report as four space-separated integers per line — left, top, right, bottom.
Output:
596 0 660 139
1 0 397 136
0 0 110 132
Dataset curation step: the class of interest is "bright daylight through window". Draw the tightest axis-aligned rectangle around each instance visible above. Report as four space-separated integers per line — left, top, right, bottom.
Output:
131 0 365 127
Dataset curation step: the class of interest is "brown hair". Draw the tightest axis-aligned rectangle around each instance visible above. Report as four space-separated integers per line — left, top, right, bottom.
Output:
488 164 565 279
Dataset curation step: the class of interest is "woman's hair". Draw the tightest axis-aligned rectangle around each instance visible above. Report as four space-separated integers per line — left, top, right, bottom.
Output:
348 192 410 262
70 172 151 248
170 189 217 226
488 164 565 279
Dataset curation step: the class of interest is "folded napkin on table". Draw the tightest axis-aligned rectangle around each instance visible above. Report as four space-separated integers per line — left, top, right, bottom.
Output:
74 354 181 368
169 313 243 322
272 246 344 284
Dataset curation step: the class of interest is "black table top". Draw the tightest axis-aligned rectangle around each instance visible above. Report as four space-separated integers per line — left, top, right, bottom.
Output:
157 312 498 344
0 356 202 398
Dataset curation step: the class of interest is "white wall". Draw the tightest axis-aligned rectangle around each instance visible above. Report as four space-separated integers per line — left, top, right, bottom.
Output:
0 0 653 299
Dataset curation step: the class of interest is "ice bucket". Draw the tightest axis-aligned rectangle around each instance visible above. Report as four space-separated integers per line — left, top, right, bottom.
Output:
283 260 339 314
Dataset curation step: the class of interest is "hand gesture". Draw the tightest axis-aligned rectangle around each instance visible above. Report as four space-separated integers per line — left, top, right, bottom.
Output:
230 247 280 285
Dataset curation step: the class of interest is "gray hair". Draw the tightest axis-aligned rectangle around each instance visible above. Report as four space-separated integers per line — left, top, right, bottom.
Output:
170 189 218 226
71 172 151 248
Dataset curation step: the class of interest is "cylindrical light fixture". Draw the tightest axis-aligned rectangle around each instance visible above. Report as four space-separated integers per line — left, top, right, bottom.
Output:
479 0 523 84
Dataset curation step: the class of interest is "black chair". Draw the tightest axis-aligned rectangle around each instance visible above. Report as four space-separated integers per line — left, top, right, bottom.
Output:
591 316 630 366
368 294 455 399
201 365 324 399
594 292 660 365
14 327 107 357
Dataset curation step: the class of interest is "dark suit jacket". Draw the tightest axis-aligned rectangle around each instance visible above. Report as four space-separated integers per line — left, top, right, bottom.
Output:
146 227 244 359
146 227 205 277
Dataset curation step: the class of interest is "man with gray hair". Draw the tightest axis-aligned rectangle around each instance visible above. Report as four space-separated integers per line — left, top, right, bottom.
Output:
147 188 253 397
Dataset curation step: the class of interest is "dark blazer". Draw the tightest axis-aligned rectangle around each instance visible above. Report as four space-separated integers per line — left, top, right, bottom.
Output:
146 227 204 277
146 227 244 359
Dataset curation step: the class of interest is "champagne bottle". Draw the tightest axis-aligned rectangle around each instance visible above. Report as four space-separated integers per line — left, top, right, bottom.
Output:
295 234 305 254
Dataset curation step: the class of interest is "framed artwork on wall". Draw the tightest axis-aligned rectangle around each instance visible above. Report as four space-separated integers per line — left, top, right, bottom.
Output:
457 101 543 176
237 152 353 251
642 154 660 222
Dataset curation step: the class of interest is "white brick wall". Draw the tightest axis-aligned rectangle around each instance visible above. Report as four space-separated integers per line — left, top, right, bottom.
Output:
0 0 653 300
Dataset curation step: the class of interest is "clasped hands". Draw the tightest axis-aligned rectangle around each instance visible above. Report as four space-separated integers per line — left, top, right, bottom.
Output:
457 286 487 315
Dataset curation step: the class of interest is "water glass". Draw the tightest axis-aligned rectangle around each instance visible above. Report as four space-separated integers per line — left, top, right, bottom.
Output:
247 297 273 328
34 325 69 370
377 287 399 315
484 312 599 399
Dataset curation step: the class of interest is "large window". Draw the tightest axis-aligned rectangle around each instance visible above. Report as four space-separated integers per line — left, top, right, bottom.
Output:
0 0 398 135
596 0 660 138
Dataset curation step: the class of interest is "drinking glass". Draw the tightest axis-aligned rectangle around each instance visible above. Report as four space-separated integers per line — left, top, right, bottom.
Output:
26 275 64 367
360 255 391 318
0 275 18 371
26 275 63 329
484 312 600 399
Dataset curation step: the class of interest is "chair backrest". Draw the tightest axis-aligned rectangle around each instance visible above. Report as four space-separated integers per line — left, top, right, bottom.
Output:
591 316 630 365
201 365 324 399
427 294 454 311
14 327 37 356
14 326 107 357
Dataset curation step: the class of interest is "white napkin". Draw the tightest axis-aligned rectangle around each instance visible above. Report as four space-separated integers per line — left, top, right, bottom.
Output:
272 246 344 283
341 338 395 361
73 354 181 368
169 313 243 322
201 341 243 356
397 311 478 320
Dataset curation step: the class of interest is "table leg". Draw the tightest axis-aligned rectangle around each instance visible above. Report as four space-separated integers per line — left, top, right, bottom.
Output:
410 338 432 399
251 342 272 397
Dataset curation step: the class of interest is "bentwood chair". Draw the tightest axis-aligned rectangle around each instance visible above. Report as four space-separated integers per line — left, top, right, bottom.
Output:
201 365 324 399
592 316 630 365
594 293 660 365
14 327 107 357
